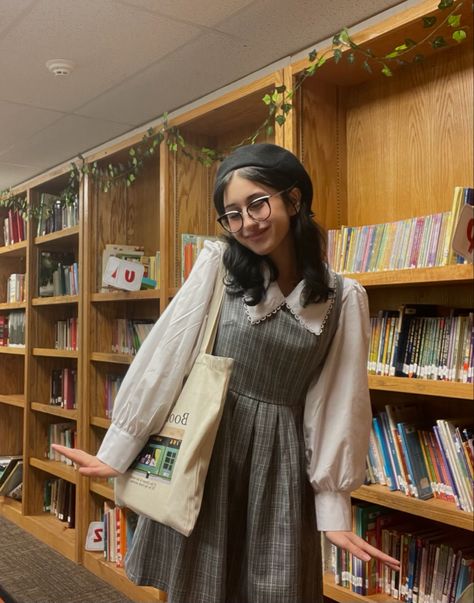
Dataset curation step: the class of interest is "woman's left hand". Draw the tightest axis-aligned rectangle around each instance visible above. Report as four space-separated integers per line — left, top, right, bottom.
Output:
324 531 400 572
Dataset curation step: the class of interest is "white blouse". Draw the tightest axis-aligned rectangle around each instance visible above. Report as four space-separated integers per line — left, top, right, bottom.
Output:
97 240 372 531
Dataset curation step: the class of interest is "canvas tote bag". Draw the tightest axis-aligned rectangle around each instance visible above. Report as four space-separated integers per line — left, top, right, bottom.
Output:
115 264 233 536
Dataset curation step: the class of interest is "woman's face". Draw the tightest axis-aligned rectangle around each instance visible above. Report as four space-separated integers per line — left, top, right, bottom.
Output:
222 172 298 260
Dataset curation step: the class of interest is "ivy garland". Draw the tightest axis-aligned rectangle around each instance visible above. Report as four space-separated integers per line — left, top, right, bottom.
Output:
0 0 468 215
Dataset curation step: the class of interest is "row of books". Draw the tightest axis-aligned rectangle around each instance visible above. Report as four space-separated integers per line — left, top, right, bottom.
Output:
327 186 473 273
47 421 77 464
181 234 219 283
43 478 75 528
0 455 23 498
0 311 25 347
6 273 25 303
55 317 78 351
50 368 77 409
39 251 79 297
367 404 473 511
369 305 473 383
101 244 160 291
324 503 474 602
36 193 79 237
102 502 138 567
111 318 154 355
2 209 25 245
104 374 124 418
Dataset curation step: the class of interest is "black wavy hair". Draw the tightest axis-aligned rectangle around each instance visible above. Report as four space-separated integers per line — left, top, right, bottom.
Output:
213 166 333 306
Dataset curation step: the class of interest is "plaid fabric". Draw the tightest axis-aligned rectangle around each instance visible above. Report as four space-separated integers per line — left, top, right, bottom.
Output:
125 276 343 603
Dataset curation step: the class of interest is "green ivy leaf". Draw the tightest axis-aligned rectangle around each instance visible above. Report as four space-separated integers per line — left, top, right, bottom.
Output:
452 29 467 42
305 64 317 76
448 14 461 27
262 94 272 105
347 52 355 64
423 16 437 28
275 115 286 126
266 125 274 137
382 65 393 77
129 148 135 156
431 35 447 48
282 103 292 114
275 85 286 93
339 29 350 44
308 49 317 62
317 56 327 67
363 60 372 74
438 0 453 8
333 48 342 63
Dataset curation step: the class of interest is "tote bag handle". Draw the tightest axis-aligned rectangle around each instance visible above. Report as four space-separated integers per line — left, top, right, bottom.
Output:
200 261 226 355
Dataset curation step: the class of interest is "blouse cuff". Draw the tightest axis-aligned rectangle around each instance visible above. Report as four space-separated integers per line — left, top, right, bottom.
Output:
96 423 148 474
315 491 352 531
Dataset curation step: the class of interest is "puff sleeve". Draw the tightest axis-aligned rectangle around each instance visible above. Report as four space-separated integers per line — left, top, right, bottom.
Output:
97 240 223 473
303 278 372 531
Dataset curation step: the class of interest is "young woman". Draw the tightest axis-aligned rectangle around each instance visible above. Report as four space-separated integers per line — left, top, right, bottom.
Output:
54 143 399 603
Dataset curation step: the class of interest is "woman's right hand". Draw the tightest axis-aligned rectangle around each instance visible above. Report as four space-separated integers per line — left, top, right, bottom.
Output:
51 444 120 478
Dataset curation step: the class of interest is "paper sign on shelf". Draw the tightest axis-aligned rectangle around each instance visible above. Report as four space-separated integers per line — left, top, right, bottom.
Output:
103 256 145 291
452 203 474 263
85 520 104 551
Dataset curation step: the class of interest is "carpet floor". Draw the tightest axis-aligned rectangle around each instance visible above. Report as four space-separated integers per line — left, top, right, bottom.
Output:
0 516 136 603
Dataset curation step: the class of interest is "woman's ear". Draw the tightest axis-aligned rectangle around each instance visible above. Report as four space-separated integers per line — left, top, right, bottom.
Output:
288 187 302 215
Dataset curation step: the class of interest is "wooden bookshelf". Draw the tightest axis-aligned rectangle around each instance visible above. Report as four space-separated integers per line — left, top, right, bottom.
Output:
352 485 474 531
0 2 471 601
323 573 393 602
288 1 473 600
367 375 473 400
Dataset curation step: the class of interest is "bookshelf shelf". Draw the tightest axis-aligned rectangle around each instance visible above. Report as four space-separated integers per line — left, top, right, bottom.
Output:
0 346 25 355
90 352 133 365
0 240 27 258
32 348 79 359
83 552 167 602
0 394 25 408
34 225 79 247
29 458 78 484
90 480 114 500
0 496 22 519
347 264 473 288
352 485 474 531
0 301 26 310
91 290 160 302
90 416 111 429
31 402 78 420
367 375 473 400
323 573 393 602
31 295 79 306
23 513 76 562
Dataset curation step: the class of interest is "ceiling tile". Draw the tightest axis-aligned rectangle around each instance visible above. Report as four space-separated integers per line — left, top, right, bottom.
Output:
2 114 129 168
0 162 39 189
0 101 63 155
0 0 201 112
118 0 256 28
217 0 406 60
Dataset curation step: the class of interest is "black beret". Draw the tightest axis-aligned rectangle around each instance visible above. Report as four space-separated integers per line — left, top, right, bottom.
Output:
214 143 313 206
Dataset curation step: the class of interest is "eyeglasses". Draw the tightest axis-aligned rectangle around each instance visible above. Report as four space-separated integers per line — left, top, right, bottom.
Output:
217 188 289 234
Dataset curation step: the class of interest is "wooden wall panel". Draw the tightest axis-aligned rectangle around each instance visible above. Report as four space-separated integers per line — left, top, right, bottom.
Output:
345 43 473 225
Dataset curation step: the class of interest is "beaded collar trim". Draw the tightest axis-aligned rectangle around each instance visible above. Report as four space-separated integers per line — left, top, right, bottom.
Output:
243 272 338 336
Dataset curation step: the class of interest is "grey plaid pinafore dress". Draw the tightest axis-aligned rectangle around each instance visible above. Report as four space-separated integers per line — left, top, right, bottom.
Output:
125 274 343 603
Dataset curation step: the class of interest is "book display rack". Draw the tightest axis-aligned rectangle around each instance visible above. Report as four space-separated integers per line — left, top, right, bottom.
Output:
0 1 472 601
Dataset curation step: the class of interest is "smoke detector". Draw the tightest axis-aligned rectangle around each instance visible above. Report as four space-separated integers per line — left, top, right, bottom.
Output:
46 59 75 77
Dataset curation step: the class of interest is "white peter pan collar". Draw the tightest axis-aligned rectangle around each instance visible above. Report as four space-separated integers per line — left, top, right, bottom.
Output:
243 271 338 336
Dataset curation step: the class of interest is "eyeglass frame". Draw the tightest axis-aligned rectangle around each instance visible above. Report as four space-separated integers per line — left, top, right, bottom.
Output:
216 186 295 233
